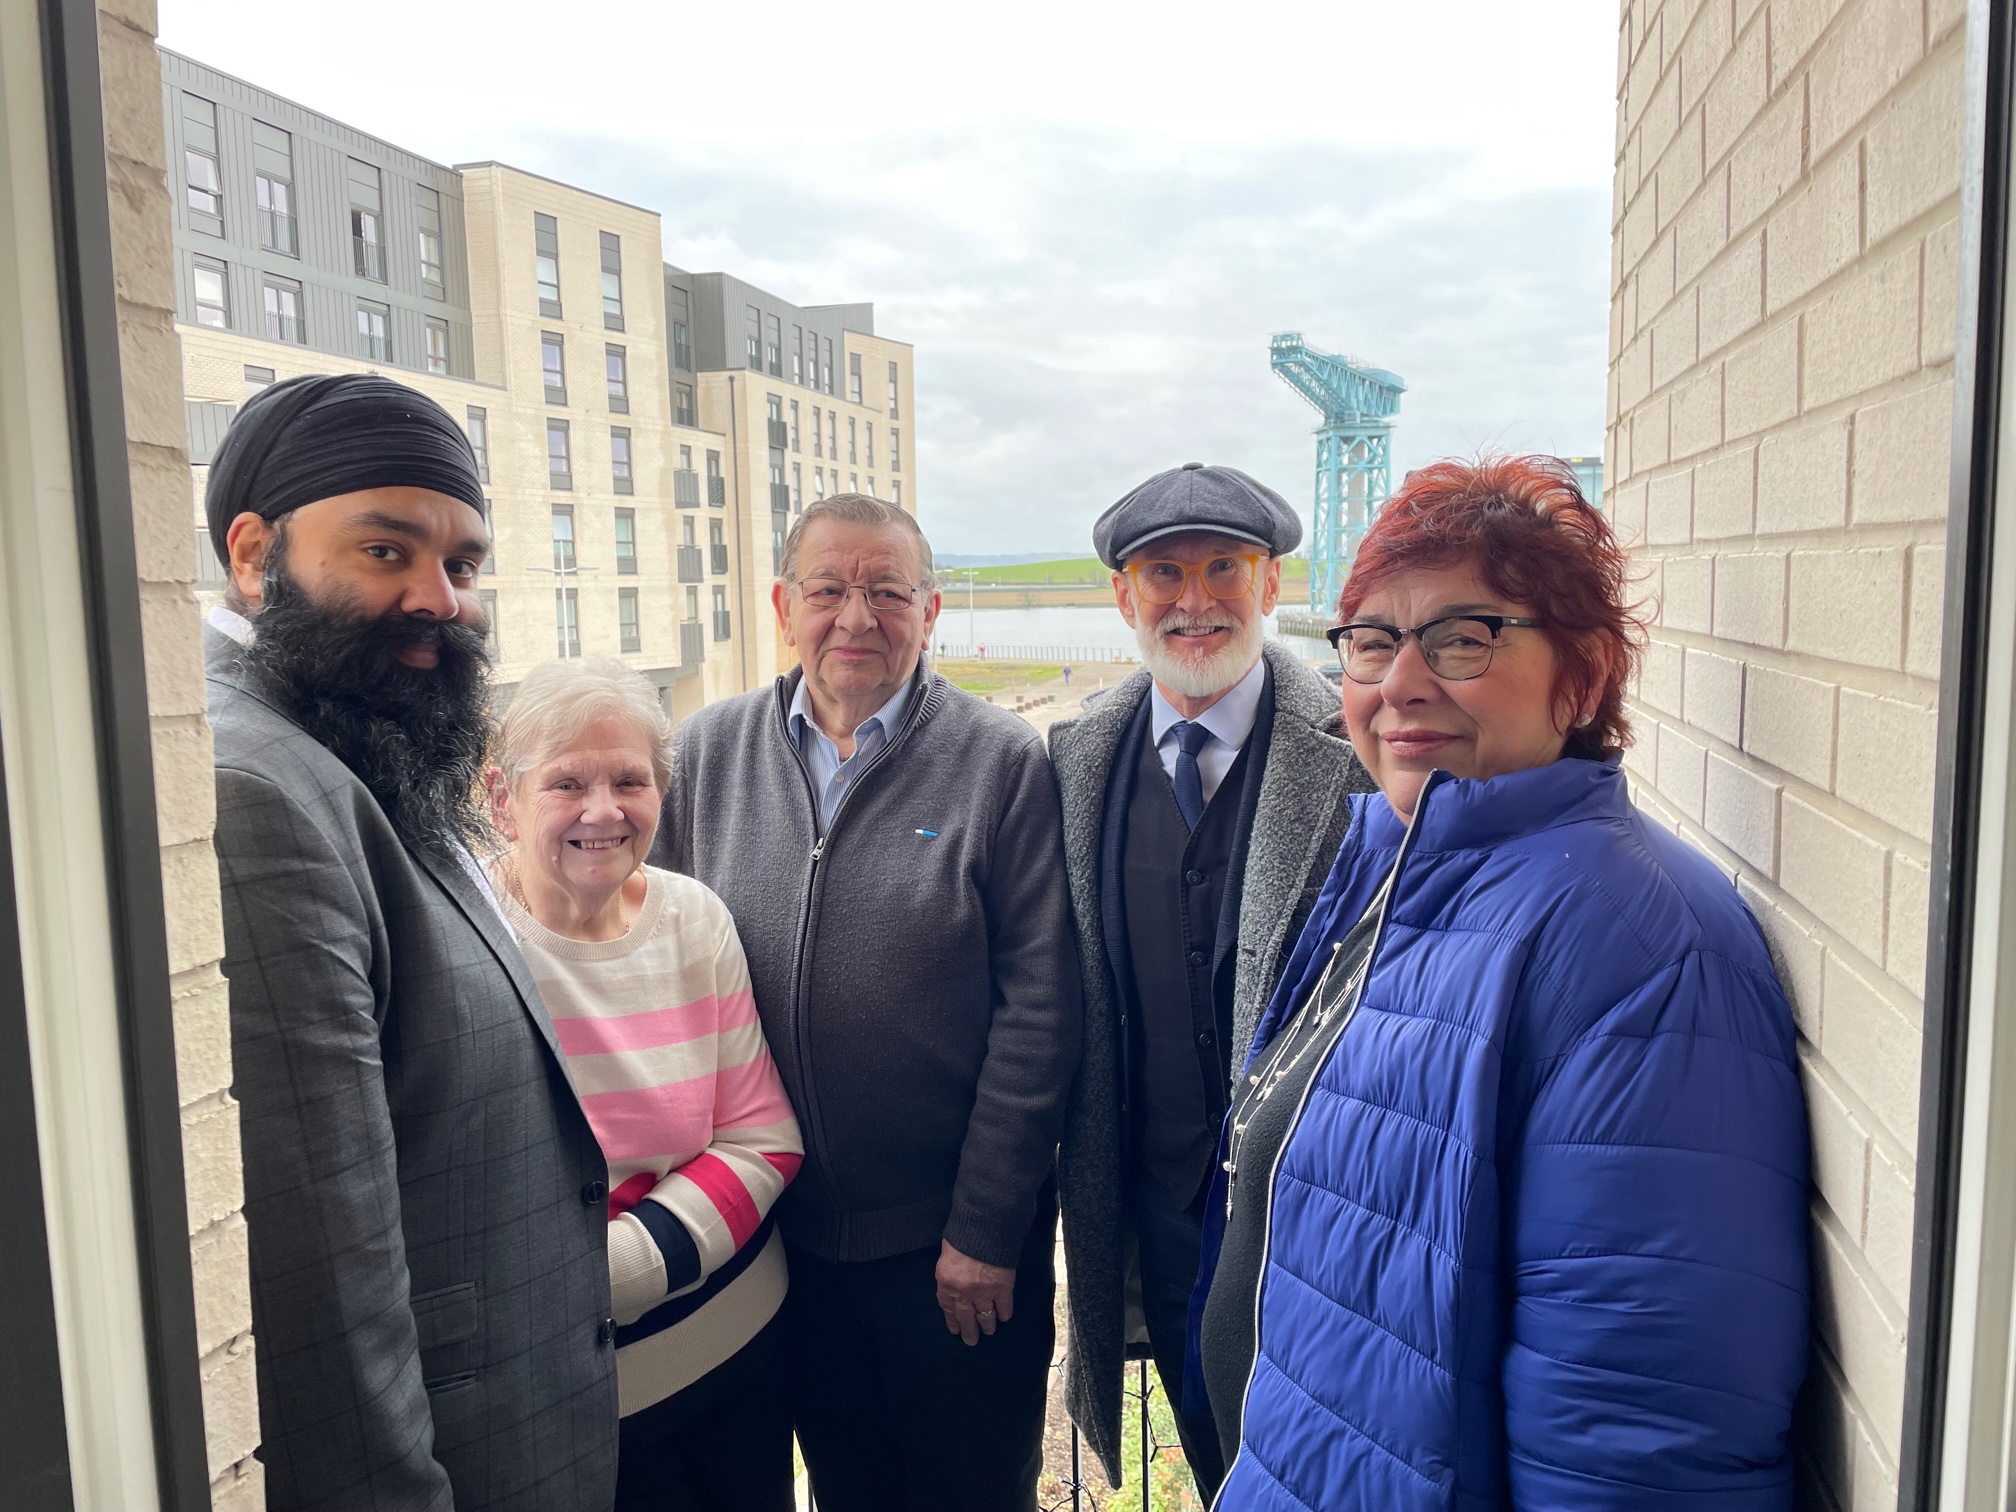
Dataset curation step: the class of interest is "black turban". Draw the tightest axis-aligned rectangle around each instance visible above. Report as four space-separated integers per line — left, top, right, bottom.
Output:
205 373 486 563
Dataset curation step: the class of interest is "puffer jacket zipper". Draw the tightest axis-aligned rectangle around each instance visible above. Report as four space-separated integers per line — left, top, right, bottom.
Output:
1211 770 1445 1511
772 673 934 1248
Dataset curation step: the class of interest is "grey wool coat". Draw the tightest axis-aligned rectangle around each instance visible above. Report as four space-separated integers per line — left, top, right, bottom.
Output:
206 627 619 1511
1050 640 1375 1482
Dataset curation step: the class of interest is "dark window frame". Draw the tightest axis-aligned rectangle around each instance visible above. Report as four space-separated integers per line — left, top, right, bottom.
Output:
614 506 637 574
535 211 562 317
599 230 624 331
541 331 567 406
618 586 641 653
190 255 228 329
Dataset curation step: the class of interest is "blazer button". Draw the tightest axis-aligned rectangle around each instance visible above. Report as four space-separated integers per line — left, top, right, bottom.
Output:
582 1180 607 1207
597 1317 617 1347
1196 1031 1215 1048
1184 869 1206 886
1186 949 1206 968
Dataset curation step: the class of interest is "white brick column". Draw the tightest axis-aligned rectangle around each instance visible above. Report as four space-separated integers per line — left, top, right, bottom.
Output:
96 1 262 1505
1609 0 1961 1505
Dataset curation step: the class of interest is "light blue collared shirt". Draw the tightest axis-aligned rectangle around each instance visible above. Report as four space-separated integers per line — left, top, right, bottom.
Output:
789 675 914 834
1147 654 1267 807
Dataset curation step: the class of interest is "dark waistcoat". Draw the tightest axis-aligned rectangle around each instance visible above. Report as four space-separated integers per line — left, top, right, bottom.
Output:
1120 720 1254 1205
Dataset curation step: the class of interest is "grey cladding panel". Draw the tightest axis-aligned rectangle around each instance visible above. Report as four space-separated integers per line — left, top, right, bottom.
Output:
186 400 237 464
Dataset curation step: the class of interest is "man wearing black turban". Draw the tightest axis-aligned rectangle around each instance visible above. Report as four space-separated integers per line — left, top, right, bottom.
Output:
203 374 618 1510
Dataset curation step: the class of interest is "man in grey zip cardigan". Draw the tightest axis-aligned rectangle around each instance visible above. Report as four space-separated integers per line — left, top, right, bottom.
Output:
1049 466 1375 1494
650 496 1081 1512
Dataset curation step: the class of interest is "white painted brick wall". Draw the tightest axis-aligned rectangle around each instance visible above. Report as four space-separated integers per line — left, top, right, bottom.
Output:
97 2 262 1504
1610 0 1957 1502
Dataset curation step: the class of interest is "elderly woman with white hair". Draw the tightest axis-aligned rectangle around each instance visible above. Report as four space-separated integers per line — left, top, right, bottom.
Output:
488 657 802 1512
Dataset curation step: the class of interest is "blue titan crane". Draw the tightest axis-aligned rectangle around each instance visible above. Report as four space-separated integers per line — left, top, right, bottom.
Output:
1269 332 1406 613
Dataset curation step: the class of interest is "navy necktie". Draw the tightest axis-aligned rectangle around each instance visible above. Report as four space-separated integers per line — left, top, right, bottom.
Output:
1171 720 1212 831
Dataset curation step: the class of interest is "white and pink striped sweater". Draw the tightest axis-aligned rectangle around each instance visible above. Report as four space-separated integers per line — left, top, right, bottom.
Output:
494 863 802 1416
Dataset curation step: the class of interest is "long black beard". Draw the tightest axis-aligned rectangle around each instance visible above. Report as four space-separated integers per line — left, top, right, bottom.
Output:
241 557 495 859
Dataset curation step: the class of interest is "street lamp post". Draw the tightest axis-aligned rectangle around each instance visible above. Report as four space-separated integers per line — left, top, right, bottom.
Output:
527 558 601 656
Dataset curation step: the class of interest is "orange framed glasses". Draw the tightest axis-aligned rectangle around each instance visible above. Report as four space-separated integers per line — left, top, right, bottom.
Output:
1122 552 1265 605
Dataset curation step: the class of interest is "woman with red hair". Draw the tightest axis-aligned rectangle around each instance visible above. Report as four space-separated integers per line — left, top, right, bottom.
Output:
1188 457 1809 1510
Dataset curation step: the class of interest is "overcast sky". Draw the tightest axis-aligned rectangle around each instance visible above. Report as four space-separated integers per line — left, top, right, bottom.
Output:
159 0 1620 556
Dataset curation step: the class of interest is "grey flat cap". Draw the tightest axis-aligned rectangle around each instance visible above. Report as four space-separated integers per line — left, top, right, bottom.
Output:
1092 462 1302 569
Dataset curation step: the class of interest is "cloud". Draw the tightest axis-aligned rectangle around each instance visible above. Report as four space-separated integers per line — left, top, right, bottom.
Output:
529 124 1610 554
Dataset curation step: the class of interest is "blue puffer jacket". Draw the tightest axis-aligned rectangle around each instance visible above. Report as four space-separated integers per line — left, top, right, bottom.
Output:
1190 758 1809 1511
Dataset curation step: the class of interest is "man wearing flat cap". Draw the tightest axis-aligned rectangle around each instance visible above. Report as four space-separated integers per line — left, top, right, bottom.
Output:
1051 463 1374 1498
203 374 617 1510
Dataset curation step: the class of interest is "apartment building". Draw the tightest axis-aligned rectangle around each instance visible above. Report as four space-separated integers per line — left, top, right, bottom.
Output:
159 49 919 716
670 266 918 683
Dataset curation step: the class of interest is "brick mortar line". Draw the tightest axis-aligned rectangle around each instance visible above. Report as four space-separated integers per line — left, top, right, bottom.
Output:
1799 1034 1919 1183
1629 632 1944 717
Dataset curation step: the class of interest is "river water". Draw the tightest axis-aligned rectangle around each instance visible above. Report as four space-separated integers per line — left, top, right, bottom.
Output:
929 604 1333 665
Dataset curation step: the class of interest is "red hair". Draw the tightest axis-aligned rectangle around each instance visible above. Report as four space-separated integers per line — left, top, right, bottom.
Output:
1338 455 1645 760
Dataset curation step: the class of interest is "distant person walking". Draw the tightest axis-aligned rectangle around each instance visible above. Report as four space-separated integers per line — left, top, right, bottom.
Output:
1050 462 1374 1499
651 495 1081 1512
1062 664 1073 687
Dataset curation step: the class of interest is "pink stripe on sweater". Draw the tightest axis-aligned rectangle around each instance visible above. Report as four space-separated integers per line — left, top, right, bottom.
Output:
582 1057 793 1164
764 1151 804 1182
682 1152 762 1248
608 1171 657 1218
553 988 757 1060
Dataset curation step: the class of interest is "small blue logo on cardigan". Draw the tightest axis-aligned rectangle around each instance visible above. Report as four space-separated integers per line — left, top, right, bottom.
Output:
915 828 939 839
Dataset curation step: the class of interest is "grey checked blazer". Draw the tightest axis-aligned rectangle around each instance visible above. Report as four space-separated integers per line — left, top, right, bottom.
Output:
207 627 618 1511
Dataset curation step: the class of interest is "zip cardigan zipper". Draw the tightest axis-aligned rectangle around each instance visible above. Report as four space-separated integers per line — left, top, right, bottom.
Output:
774 674 936 1241
1210 771 1443 1511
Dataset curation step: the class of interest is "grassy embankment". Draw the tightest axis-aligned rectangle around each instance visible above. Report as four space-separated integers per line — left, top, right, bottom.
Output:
939 556 1311 608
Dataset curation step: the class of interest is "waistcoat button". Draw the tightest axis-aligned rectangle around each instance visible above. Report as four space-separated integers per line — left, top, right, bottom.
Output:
1186 949 1206 968
582 1180 607 1206
1184 869 1206 886
598 1317 617 1347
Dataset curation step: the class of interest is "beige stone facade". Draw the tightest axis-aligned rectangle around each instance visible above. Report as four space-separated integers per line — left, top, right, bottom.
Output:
1607 0 1962 1503
97 4 263 1507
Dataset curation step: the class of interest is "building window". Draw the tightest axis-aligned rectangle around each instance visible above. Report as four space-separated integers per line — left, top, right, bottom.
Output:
792 326 803 384
712 585 730 641
815 466 826 500
262 276 304 345
685 586 699 620
244 364 275 398
893 479 902 507
811 405 823 458
480 498 496 572
541 333 567 405
615 507 637 574
605 345 629 413
618 588 641 652
765 313 782 377
425 318 449 375
792 462 802 511
479 589 499 657
611 427 634 495
680 444 693 470
355 300 390 362
790 400 800 451
349 159 385 281
551 503 576 572
673 319 691 371
827 412 837 458
417 186 445 297
675 383 695 428
599 231 624 331
181 94 223 236
822 336 834 395
849 352 863 404
888 360 901 418
682 514 696 548
848 416 858 464
866 422 875 469
535 212 562 316
192 257 229 328
252 121 296 255
467 406 490 482
548 420 572 489
746 305 762 370
709 517 725 577
891 428 901 471
706 449 723 507
555 588 580 658
769 448 787 512
850 472 858 492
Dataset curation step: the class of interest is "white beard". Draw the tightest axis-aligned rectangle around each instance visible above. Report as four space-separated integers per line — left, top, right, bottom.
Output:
1135 607 1265 700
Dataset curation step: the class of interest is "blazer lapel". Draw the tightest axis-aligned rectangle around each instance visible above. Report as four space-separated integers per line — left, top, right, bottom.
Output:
411 844 573 1078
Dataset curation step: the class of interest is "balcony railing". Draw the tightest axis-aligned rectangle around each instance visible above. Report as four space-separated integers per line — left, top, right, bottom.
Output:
708 475 726 506
674 469 701 508
710 543 729 576
770 482 792 512
679 619 704 671
767 418 789 448
677 545 704 583
354 235 383 282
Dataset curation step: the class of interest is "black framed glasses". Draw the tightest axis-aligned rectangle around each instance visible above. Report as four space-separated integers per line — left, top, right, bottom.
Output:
1325 614 1543 684
794 576 922 613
